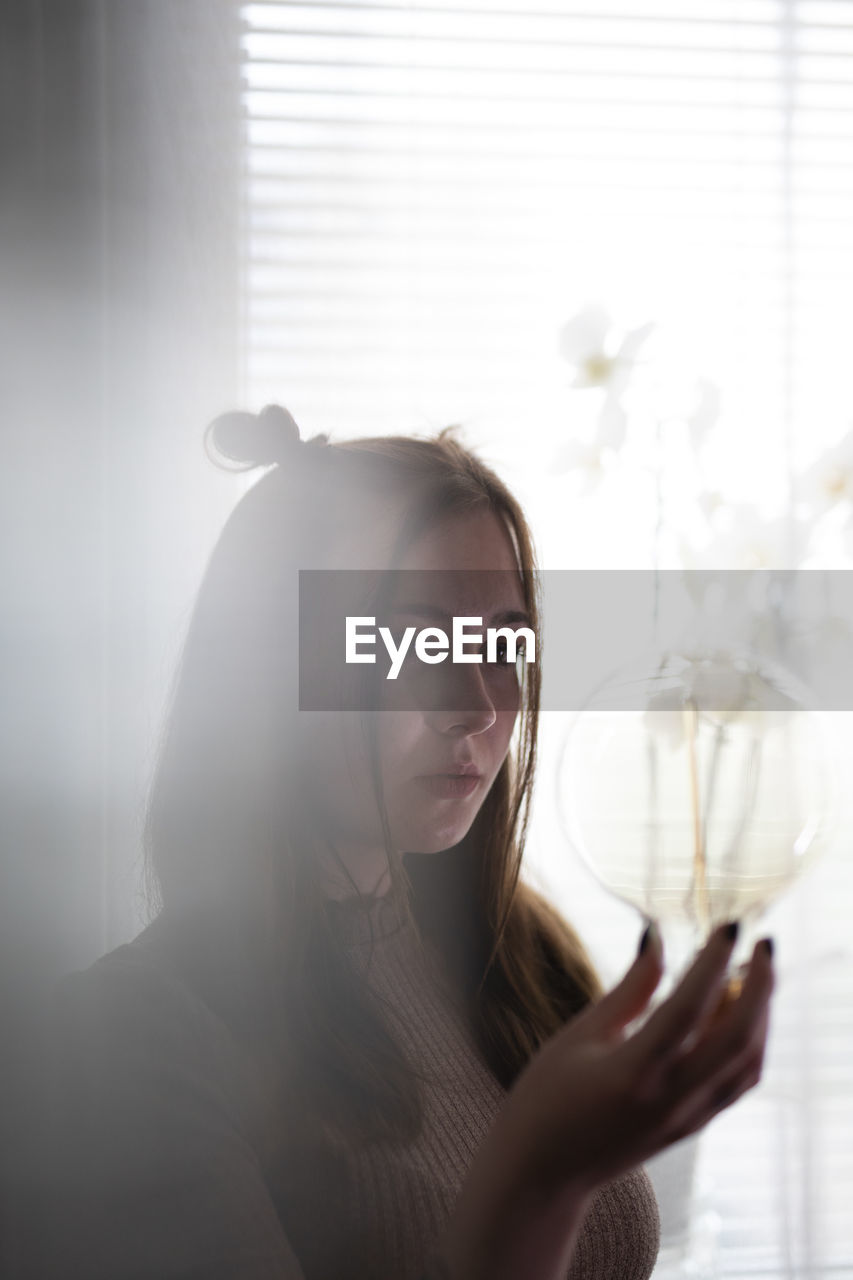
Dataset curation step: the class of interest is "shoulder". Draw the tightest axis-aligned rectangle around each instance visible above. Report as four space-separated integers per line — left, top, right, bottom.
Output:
52 918 217 1063
37 923 301 1278
47 915 254 1138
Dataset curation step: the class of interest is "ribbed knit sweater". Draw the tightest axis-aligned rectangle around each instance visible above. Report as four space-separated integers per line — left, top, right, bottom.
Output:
42 890 660 1280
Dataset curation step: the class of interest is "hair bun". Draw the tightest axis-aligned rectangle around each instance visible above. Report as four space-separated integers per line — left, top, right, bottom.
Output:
205 404 326 471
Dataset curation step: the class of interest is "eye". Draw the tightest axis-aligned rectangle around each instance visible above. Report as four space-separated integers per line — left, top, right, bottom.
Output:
487 638 525 668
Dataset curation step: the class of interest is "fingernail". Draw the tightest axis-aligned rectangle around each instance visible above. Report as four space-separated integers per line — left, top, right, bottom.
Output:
761 936 774 960
723 921 739 944
639 921 659 956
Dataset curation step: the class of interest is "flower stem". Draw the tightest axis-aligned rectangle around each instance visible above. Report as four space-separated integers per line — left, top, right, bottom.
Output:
645 731 659 917
702 722 727 872
720 737 763 917
652 418 664 639
684 699 710 933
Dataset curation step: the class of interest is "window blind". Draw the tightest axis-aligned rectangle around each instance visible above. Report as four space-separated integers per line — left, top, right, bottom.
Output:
241 1 852 460
240 4 853 1275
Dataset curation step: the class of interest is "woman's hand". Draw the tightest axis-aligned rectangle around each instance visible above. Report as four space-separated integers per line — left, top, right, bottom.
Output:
438 923 775 1280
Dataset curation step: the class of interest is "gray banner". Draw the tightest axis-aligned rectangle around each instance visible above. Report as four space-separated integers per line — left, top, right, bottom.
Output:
298 569 853 712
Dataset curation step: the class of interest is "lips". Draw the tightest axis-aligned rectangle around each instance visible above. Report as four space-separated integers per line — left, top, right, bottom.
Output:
416 765 482 799
427 762 481 777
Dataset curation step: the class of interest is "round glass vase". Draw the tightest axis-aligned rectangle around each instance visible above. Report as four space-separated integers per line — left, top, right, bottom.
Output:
557 644 835 990
557 645 835 1277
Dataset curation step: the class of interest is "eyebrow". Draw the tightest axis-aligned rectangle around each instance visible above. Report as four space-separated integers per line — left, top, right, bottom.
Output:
389 602 533 629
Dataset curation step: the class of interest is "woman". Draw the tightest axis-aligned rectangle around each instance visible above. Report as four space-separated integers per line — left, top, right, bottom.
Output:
41 405 774 1280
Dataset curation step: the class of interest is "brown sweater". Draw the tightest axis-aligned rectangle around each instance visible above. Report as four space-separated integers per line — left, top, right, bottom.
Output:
40 890 659 1280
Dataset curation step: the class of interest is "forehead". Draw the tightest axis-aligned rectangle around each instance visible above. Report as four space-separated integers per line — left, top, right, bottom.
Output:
310 502 527 619
391 509 526 618
309 489 407 570
401 509 520 573
316 494 520 568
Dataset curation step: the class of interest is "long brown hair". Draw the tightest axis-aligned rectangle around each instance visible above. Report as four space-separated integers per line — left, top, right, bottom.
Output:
144 411 601 1151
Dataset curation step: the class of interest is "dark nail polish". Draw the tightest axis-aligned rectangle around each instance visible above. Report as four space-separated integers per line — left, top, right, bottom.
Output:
638 921 659 958
761 937 774 960
723 921 739 943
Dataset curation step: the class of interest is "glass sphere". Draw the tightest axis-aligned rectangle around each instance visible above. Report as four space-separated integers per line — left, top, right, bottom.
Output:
557 646 836 942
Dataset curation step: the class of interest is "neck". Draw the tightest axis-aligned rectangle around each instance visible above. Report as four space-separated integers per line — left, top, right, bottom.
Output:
320 847 393 901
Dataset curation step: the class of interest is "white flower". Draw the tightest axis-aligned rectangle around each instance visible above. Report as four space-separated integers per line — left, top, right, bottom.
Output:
791 614 853 688
800 426 853 516
841 519 853 560
643 650 801 750
696 489 724 523
594 394 628 452
647 366 720 450
559 304 654 464
686 378 721 452
678 511 805 659
559 304 654 397
552 436 609 493
683 505 800 572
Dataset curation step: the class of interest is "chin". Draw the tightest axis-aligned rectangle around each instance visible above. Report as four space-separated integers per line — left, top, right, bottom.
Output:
399 815 479 855
389 783 490 855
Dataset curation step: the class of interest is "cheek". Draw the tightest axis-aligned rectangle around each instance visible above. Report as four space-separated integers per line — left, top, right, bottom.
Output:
375 713 424 782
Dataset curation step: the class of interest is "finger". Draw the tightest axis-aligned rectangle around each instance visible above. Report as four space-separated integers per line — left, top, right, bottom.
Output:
679 996 769 1129
709 965 747 1024
664 1048 766 1147
669 937 775 1098
648 939 773 1143
583 921 665 1040
629 922 739 1066
706 1002 770 1114
662 1003 770 1147
707 1006 770 1111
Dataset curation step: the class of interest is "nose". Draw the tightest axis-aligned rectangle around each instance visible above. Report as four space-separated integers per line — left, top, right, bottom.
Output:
422 662 498 737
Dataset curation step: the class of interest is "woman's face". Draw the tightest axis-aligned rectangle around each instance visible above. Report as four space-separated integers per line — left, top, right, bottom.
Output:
296 506 529 896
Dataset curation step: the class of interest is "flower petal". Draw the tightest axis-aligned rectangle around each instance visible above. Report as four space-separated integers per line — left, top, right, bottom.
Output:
616 320 656 364
595 394 628 451
558 303 613 365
